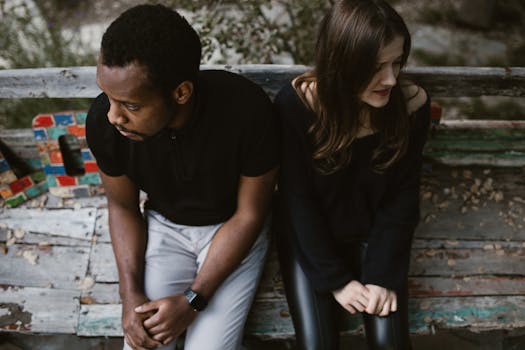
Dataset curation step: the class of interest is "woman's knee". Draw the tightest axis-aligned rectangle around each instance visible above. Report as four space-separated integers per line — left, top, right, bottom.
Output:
364 312 411 350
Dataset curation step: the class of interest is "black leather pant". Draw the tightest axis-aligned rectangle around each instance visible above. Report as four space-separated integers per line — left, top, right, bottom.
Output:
276 223 411 350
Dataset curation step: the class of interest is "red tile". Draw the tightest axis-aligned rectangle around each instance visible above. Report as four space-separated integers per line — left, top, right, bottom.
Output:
33 115 55 128
49 150 64 164
56 175 77 186
67 125 86 137
9 176 33 194
84 162 99 173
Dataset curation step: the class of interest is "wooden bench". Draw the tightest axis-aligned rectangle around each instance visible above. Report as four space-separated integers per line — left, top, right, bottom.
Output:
0 66 524 345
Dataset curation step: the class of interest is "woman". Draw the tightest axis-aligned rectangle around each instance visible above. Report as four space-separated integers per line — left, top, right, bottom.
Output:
275 0 430 349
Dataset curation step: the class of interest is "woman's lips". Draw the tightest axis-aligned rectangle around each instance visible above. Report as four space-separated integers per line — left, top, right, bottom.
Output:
374 88 391 97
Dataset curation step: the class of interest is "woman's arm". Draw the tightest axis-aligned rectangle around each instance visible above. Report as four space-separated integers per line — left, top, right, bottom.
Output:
362 89 431 294
277 87 354 293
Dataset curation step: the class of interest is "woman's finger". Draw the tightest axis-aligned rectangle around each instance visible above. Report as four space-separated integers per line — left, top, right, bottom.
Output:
390 293 398 312
379 299 391 317
344 303 357 314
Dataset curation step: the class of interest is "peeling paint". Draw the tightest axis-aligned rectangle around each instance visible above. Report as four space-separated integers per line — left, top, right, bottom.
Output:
0 303 32 331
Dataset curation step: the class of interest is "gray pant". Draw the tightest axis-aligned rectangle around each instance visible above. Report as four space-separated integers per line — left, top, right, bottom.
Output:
123 210 270 350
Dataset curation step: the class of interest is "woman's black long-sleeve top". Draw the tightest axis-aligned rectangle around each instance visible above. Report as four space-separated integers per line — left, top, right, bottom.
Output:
275 83 431 294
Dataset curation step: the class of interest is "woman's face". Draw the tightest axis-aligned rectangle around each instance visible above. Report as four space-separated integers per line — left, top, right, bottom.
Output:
359 35 405 108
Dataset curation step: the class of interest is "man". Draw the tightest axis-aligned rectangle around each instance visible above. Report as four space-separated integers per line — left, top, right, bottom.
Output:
86 5 279 350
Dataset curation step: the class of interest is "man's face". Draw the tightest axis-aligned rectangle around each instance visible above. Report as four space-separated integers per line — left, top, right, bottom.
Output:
96 61 176 141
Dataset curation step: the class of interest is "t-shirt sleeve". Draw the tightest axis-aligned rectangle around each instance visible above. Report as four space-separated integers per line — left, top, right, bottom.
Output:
85 93 125 177
239 84 280 177
361 95 431 293
276 86 354 292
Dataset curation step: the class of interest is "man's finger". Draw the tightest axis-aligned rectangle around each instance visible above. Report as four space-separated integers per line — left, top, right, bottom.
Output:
143 313 163 329
135 301 158 314
163 336 176 345
147 321 167 335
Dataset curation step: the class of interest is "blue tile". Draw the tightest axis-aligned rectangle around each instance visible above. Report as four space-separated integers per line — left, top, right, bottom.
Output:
33 129 48 140
54 114 75 126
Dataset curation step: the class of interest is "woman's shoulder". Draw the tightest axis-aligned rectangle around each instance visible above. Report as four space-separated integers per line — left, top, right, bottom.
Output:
275 77 316 130
400 81 429 115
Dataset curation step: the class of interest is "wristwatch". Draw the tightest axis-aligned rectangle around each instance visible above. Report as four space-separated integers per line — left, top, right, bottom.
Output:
184 287 208 311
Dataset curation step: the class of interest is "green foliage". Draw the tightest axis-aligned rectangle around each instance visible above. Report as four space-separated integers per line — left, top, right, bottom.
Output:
0 0 96 128
0 0 95 69
411 49 466 66
166 0 334 65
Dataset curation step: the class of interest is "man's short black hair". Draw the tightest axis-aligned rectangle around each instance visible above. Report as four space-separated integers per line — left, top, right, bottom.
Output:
101 4 201 93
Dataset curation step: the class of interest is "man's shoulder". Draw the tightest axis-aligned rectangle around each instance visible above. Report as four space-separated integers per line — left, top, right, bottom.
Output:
199 70 270 104
86 93 117 147
86 93 110 127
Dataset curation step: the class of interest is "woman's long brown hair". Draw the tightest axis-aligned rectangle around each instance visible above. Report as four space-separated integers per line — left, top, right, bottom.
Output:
295 0 413 174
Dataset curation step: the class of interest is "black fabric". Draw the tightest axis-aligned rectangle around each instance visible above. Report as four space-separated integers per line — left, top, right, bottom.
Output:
275 82 430 293
86 70 279 226
276 214 411 350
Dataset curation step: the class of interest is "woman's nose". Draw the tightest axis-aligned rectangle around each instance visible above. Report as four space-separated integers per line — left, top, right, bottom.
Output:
381 65 397 87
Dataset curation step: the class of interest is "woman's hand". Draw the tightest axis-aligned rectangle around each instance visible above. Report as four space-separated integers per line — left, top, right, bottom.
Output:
332 280 369 314
363 284 397 316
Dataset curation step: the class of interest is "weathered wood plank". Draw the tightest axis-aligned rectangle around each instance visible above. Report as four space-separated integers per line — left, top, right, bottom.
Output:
0 286 79 334
80 283 119 305
94 208 111 243
0 229 92 247
0 244 90 289
418 165 525 241
408 296 525 333
424 121 525 167
0 208 96 241
0 66 98 98
89 243 117 283
409 276 525 297
0 66 524 98
404 66 525 97
410 246 525 276
77 304 122 337
77 296 525 338
424 153 525 167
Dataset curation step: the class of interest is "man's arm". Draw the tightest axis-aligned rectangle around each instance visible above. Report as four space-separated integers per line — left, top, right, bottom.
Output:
101 172 162 350
136 167 278 345
191 167 278 297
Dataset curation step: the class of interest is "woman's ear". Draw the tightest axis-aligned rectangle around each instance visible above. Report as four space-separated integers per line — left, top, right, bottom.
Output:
172 81 194 105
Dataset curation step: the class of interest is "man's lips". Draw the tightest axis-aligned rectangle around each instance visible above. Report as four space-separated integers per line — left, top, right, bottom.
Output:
115 126 139 137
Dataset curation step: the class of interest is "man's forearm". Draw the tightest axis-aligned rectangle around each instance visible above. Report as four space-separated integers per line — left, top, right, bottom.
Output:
190 213 265 300
108 204 148 298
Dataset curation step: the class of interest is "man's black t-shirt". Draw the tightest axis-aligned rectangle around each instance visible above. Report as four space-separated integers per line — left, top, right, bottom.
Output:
86 70 279 226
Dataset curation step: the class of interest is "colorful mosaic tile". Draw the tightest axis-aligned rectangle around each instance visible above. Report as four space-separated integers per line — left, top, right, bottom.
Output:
0 149 48 207
32 111 103 198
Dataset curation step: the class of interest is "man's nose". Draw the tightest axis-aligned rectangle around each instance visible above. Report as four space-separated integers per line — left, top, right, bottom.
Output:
107 102 126 126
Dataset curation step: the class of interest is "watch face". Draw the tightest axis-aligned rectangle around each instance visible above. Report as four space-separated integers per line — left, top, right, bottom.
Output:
184 288 207 311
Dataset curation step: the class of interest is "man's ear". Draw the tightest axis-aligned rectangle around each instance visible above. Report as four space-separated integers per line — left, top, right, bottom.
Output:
172 81 194 105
